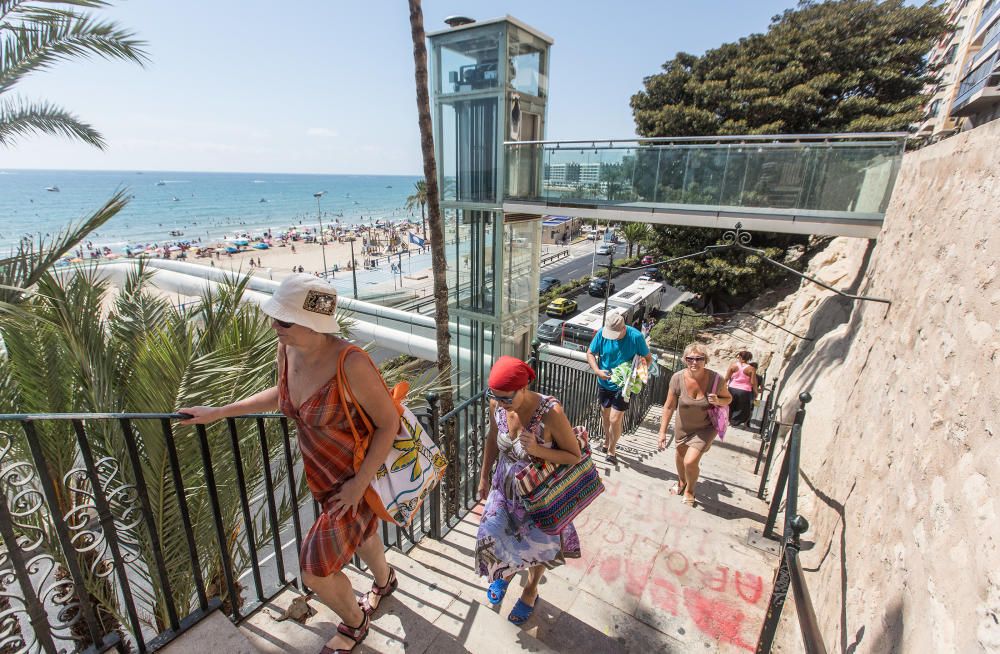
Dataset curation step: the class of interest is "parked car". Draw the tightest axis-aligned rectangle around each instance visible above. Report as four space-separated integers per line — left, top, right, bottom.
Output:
588 277 616 297
536 318 565 343
545 297 578 317
596 243 616 256
641 255 655 265
638 268 664 282
538 276 562 295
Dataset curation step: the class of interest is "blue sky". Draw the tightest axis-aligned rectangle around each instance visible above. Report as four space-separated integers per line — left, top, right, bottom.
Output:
11 0 800 174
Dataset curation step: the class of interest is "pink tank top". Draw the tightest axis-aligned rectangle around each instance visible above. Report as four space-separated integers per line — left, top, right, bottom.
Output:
729 363 753 391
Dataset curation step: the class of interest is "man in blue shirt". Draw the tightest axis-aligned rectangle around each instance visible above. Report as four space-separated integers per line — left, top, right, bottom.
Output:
587 312 652 464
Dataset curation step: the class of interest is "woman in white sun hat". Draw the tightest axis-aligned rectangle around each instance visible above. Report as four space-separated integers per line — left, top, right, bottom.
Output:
180 273 398 654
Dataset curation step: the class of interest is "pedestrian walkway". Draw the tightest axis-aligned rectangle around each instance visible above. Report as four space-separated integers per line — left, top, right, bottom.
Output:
229 404 776 653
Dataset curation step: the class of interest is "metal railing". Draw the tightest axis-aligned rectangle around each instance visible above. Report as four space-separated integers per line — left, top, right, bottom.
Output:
0 352 654 652
505 133 906 220
755 393 828 654
530 341 672 440
0 412 302 653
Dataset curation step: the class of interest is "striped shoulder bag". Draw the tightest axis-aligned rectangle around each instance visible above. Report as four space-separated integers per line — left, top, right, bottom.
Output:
515 425 604 535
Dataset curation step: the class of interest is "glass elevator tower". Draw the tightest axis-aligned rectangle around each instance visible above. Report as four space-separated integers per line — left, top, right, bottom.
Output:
428 16 552 395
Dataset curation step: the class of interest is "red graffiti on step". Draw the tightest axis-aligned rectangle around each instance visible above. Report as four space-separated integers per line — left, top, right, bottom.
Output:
683 588 755 651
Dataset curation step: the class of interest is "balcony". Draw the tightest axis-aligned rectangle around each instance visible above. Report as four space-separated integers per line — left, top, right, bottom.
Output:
975 0 1000 42
504 134 906 239
952 52 1000 115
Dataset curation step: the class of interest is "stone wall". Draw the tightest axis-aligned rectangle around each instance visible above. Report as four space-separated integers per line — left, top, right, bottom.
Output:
702 119 1000 652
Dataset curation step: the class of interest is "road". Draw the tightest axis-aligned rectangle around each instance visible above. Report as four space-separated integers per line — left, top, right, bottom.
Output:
538 240 685 324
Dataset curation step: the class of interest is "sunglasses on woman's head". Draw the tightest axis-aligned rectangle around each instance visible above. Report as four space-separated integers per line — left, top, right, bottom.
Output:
486 389 516 405
274 319 295 329
684 356 706 362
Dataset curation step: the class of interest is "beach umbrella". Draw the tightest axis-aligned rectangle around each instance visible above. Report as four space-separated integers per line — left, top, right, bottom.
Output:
169 246 181 251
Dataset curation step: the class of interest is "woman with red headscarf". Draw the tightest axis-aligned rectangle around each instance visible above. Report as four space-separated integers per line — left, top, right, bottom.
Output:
475 356 583 626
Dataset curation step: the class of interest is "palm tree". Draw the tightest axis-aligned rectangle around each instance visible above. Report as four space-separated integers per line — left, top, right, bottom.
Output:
1 1 148 297
1 0 149 149
621 222 651 259
407 0 457 509
405 180 427 236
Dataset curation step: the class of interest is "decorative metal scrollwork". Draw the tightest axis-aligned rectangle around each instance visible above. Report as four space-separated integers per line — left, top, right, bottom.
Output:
721 222 753 247
0 430 85 652
64 456 142 577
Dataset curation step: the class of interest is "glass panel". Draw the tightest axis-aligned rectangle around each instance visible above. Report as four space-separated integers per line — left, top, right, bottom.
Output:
510 140 903 217
508 27 547 98
439 98 498 203
440 104 457 202
499 218 540 359
451 209 496 315
437 29 502 95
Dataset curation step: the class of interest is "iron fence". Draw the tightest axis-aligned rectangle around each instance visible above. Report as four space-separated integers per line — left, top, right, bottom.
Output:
0 354 660 652
755 393 828 654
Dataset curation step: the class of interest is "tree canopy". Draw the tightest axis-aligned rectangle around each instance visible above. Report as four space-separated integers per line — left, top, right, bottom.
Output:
629 0 946 307
631 0 946 137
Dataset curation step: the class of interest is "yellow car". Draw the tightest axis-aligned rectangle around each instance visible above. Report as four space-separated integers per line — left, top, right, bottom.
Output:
545 297 578 317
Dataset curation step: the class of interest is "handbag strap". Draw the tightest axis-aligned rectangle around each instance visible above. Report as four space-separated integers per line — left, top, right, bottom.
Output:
333 345 399 524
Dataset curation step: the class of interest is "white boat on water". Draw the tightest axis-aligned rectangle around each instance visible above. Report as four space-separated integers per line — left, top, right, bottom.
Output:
156 180 166 186
45 186 60 192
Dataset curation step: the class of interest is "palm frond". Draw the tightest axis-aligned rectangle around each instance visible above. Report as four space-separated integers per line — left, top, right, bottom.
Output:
0 188 128 303
0 96 103 147
1 9 149 92
1 2 111 23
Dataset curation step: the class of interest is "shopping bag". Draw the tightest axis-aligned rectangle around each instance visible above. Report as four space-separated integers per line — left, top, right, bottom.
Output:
515 426 604 535
337 347 447 527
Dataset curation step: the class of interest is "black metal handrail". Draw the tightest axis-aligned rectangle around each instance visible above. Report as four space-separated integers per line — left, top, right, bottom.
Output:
0 412 299 653
0 352 661 653
755 393 827 654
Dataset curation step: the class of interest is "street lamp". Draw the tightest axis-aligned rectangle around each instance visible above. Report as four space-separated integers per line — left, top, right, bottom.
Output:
313 191 328 275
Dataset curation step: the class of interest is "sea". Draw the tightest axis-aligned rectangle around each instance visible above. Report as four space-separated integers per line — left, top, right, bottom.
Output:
0 169 424 253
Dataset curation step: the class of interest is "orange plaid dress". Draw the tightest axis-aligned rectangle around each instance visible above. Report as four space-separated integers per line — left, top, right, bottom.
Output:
278 345 379 577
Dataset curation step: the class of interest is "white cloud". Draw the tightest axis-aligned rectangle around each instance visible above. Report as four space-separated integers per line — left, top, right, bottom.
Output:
306 127 339 138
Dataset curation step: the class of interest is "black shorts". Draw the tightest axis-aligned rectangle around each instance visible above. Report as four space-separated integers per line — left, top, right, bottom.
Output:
598 386 629 411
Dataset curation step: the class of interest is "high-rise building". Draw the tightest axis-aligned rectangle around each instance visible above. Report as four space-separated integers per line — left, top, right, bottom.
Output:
917 1 982 139
918 0 1000 139
952 0 1000 127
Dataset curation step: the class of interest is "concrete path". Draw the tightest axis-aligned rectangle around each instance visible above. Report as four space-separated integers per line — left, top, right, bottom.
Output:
227 406 778 653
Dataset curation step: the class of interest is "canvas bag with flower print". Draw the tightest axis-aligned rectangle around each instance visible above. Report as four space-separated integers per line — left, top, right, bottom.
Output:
336 346 447 527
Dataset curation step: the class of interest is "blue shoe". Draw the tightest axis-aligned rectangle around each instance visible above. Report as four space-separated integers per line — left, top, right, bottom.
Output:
486 578 509 606
507 597 537 625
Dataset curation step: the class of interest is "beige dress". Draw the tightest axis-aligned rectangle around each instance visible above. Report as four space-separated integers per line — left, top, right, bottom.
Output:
669 370 720 452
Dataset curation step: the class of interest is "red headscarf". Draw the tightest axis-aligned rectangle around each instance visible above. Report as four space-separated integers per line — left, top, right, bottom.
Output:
488 356 536 392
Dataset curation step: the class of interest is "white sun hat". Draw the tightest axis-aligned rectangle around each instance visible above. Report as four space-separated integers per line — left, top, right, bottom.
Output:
601 311 627 340
260 273 341 334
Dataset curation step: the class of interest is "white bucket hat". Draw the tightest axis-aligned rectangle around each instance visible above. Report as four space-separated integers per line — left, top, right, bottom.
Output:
601 312 627 340
260 274 341 334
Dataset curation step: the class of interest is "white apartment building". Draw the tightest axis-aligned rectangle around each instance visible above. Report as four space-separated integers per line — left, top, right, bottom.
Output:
918 0 1000 139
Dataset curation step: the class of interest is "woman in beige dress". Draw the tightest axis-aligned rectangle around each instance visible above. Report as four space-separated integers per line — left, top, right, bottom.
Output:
657 343 732 506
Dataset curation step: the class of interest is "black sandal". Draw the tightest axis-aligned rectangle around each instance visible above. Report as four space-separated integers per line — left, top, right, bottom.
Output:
360 566 398 616
319 611 370 654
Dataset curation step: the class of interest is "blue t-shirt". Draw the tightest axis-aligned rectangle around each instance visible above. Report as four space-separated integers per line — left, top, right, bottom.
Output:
589 326 650 390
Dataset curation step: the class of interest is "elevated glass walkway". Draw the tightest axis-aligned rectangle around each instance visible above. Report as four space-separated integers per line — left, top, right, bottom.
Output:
503 133 906 238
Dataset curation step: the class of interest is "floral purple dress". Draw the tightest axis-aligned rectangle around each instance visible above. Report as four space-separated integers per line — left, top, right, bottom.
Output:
475 395 581 582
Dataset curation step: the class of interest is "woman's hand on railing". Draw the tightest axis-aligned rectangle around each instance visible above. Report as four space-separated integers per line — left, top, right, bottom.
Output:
176 406 221 424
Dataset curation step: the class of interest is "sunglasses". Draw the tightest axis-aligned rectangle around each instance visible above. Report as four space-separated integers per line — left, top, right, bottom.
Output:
486 389 517 405
274 319 295 329
684 356 706 362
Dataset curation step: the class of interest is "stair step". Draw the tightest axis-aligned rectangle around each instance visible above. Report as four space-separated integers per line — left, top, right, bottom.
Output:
238 548 555 654
161 609 257 654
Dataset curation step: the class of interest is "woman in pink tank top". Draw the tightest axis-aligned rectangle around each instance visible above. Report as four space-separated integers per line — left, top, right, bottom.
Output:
725 351 756 427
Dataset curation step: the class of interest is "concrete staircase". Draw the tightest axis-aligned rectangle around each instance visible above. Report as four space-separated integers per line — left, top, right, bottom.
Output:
167 406 778 653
